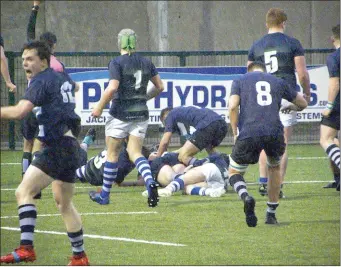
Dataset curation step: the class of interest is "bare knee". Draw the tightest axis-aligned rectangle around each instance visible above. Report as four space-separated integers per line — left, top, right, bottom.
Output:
54 197 71 214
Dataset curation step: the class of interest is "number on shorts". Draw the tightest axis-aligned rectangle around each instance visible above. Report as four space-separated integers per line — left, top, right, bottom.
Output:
256 81 272 106
134 70 142 90
264 50 278 73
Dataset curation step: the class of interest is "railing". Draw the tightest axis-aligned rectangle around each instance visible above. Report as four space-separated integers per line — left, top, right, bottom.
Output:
1 49 334 150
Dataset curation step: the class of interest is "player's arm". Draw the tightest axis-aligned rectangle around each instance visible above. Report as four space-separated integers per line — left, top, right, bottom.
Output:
156 132 173 157
323 77 340 117
1 46 17 93
27 1 40 42
147 74 164 100
92 79 118 117
1 99 34 120
228 95 240 143
294 56 311 103
247 60 253 66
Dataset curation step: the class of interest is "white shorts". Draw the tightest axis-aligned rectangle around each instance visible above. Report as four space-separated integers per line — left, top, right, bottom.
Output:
200 163 225 189
279 99 297 127
105 115 149 139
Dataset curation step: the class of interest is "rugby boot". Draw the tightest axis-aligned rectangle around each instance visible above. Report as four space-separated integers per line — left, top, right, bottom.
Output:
0 245 36 264
89 190 109 205
244 196 258 227
68 252 90 266
265 212 278 224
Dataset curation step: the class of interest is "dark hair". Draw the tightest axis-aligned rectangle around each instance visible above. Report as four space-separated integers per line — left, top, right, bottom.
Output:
160 107 173 122
40 31 57 49
266 8 287 27
22 40 51 66
247 61 266 72
332 24 340 40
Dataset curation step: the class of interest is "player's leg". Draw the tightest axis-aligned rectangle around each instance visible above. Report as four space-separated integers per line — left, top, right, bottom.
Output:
80 127 96 151
279 125 293 198
320 125 340 190
52 180 89 265
258 150 268 196
323 136 340 189
177 140 200 166
0 166 53 264
127 120 159 207
229 138 259 227
158 165 206 197
89 116 125 205
263 135 286 224
22 137 34 177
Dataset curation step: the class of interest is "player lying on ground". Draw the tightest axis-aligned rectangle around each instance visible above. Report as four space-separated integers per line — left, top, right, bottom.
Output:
143 152 230 198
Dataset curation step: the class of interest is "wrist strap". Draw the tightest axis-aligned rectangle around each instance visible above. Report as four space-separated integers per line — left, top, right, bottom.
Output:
32 5 39 11
326 102 334 110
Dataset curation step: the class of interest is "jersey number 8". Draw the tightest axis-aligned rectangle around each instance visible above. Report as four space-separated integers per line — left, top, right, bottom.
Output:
256 81 272 106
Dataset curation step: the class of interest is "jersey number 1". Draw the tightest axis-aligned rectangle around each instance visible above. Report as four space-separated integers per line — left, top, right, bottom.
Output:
133 70 142 90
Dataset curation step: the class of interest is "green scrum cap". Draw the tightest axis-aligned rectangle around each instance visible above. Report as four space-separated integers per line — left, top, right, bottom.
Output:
118 29 136 54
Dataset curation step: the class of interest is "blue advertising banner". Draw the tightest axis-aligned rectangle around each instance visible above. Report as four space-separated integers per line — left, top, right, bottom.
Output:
67 66 328 125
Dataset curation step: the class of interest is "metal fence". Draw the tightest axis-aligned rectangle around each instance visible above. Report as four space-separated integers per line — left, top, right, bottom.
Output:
1 49 334 150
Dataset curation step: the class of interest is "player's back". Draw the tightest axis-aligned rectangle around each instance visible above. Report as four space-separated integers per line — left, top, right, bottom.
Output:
235 72 292 139
248 33 304 90
24 68 80 144
165 106 222 133
109 53 157 122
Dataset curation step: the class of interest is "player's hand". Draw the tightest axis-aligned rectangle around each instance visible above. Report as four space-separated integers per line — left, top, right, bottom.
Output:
233 135 238 145
148 152 159 161
322 108 332 118
280 103 297 114
6 82 16 93
91 107 103 118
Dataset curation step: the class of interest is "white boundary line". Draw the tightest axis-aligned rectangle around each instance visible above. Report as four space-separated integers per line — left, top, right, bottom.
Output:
0 211 157 219
0 227 186 247
0 156 329 166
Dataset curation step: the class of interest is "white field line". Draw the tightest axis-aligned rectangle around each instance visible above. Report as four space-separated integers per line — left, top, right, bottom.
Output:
0 156 329 166
0 227 186 247
1 180 333 191
0 211 157 219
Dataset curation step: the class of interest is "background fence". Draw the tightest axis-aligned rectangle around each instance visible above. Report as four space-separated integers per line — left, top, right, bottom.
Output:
1 49 334 150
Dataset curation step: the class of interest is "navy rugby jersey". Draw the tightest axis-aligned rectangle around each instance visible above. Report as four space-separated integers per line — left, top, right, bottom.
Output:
248 32 304 91
108 53 158 122
230 71 297 140
326 48 340 112
164 106 223 135
23 68 80 144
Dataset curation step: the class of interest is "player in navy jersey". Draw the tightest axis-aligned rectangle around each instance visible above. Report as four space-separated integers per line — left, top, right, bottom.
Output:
320 24 340 191
90 29 164 207
154 106 228 166
228 62 307 226
247 8 311 198
0 34 17 92
21 1 78 200
0 41 89 265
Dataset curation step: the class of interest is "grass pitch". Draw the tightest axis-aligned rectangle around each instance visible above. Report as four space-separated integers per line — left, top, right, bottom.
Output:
1 144 340 265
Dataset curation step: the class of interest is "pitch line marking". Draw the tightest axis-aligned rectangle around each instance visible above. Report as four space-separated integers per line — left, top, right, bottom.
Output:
0 227 187 247
0 156 329 166
0 211 157 219
0 180 334 191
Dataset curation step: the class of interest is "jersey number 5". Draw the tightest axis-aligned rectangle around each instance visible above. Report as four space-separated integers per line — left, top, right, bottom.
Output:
256 81 272 106
264 50 278 73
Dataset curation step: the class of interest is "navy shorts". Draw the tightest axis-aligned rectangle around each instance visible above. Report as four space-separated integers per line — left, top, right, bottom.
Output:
321 109 340 130
231 135 286 165
31 137 83 183
188 120 228 151
21 112 38 140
